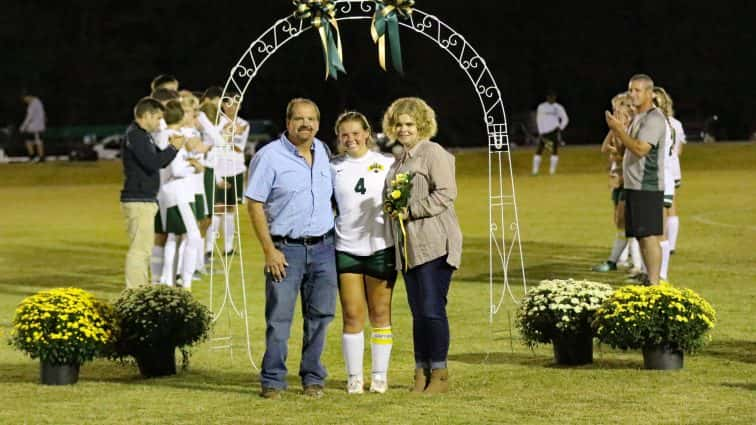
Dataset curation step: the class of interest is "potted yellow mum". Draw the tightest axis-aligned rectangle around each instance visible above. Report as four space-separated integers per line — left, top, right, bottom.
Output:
9 287 116 385
593 284 716 369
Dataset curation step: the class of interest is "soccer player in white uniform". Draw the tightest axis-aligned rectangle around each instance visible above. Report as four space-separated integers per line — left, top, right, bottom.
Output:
215 94 250 257
158 101 203 289
331 111 396 394
653 87 684 282
532 91 569 175
667 114 685 254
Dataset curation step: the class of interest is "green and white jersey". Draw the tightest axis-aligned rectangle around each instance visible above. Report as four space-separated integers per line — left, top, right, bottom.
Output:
623 107 667 191
331 150 395 256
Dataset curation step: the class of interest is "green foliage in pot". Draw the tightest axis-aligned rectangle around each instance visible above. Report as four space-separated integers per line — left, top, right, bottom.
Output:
111 286 213 364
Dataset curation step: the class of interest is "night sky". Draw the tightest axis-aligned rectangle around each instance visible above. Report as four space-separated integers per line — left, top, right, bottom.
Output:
3 0 755 146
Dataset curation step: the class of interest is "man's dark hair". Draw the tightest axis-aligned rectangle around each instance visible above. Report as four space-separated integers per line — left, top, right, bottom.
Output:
150 88 180 103
133 97 165 119
150 74 179 91
163 100 185 125
201 86 224 101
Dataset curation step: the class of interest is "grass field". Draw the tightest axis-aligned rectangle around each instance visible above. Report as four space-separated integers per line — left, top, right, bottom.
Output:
0 142 754 424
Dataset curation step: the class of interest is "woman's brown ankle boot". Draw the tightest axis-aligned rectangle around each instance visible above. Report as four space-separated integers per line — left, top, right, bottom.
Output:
423 368 448 394
411 368 430 393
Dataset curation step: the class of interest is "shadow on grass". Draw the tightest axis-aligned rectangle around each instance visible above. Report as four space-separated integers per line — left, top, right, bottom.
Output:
449 350 642 370
701 340 756 364
0 273 119 298
721 382 756 391
455 238 622 284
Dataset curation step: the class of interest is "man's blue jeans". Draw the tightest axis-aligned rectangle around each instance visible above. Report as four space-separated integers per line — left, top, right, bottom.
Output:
260 235 337 389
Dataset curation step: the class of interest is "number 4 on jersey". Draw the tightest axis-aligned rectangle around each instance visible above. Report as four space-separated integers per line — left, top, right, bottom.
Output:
354 177 366 195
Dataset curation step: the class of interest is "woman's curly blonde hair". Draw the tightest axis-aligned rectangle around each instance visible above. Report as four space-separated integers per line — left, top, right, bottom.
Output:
382 97 438 142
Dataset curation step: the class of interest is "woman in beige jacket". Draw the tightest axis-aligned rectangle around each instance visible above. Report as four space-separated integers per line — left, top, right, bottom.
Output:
382 97 462 395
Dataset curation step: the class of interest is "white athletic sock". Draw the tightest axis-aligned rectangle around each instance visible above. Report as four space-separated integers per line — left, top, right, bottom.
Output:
150 246 164 283
618 239 630 264
549 155 559 175
660 240 671 281
371 326 393 377
177 236 186 276
224 212 236 253
206 215 220 254
162 234 178 286
532 155 542 175
181 234 201 289
608 231 628 263
342 332 364 379
195 239 206 272
667 215 679 251
629 238 643 272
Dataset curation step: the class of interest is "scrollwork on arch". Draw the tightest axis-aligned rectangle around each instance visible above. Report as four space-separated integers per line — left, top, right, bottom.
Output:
221 0 507 140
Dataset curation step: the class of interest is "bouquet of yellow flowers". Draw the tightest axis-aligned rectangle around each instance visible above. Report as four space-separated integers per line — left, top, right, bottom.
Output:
384 172 414 270
384 172 414 215
9 287 116 365
593 284 716 353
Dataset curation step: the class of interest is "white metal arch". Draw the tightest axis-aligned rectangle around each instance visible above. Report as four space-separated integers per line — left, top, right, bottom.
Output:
212 1 526 364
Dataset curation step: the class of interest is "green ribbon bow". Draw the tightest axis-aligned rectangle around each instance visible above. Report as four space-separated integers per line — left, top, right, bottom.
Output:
293 0 346 80
371 0 414 74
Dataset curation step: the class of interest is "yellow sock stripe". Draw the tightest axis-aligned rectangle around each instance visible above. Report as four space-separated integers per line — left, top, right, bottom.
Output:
371 327 393 345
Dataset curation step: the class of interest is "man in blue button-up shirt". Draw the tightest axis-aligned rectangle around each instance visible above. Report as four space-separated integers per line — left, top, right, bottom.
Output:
245 98 336 399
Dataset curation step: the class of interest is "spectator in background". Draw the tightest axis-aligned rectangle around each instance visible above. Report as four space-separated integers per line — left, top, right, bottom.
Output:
532 91 569 175
20 92 46 163
150 74 179 92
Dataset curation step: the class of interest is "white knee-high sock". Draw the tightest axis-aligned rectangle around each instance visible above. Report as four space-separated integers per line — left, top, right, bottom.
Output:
608 231 628 263
618 239 630 264
162 234 178 286
206 215 220 254
667 215 679 251
224 212 236 253
371 326 393 378
342 331 364 378
181 233 201 289
660 240 671 281
176 236 186 277
549 155 559 175
532 155 542 174
195 240 205 272
150 246 164 283
629 238 643 271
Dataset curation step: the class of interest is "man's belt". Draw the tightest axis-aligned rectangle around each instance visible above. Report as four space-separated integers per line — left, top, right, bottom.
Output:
272 229 334 245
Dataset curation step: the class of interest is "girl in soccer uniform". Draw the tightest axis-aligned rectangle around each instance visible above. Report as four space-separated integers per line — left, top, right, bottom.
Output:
158 114 203 289
331 111 396 394
593 92 643 274
215 96 249 257
653 87 681 282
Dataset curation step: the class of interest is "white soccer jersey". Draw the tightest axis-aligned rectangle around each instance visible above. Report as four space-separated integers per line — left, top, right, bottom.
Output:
217 115 250 176
331 151 395 256
669 117 686 181
181 127 206 198
536 101 569 134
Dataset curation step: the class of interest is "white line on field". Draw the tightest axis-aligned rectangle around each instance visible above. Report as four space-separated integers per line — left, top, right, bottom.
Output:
691 209 756 231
